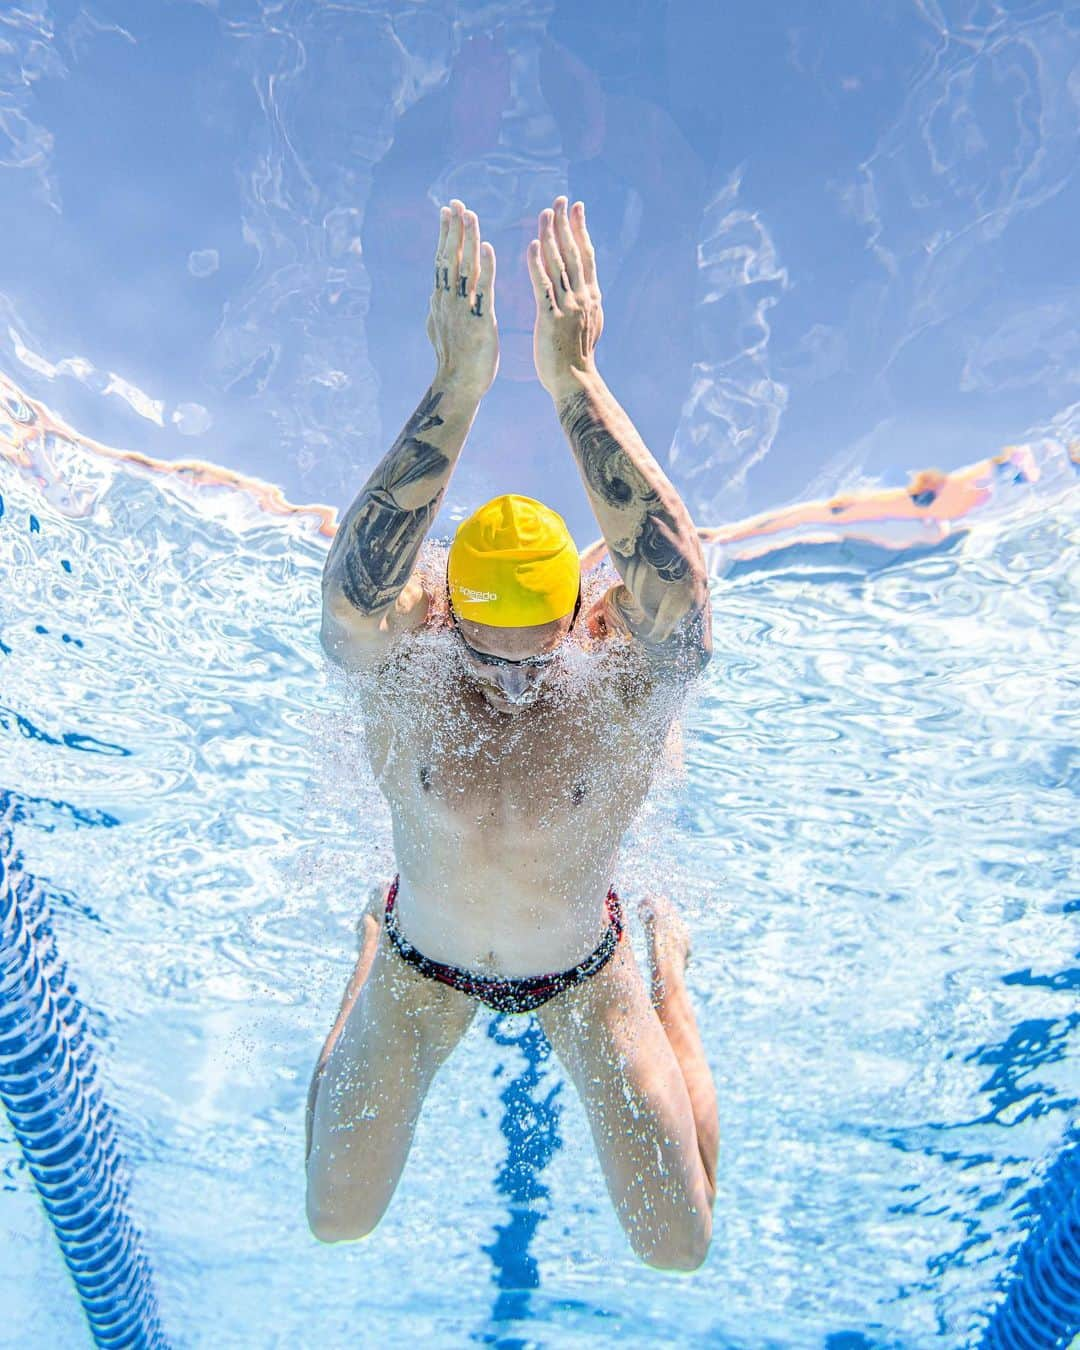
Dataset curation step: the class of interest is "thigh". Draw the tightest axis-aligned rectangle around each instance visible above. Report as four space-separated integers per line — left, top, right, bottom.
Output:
306 927 477 1240
537 940 711 1267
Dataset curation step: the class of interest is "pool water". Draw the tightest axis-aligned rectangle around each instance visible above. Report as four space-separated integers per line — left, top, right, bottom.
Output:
1 398 1076 1347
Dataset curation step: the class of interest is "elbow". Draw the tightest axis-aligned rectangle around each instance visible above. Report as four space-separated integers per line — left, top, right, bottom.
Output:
306 1169 383 1244
319 614 348 667
308 1217 356 1246
307 1200 376 1246
696 594 713 664
638 1214 713 1273
665 1244 711 1274
682 635 711 677
306 1171 370 1245
308 1212 347 1245
306 1185 339 1243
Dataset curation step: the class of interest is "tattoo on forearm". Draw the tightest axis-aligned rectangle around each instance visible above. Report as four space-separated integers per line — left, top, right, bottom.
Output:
558 391 690 584
330 388 449 613
636 512 692 583
559 388 711 661
559 391 650 508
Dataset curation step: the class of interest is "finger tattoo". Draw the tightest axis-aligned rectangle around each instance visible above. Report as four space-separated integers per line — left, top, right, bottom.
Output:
458 274 469 298
471 291 484 317
441 266 450 291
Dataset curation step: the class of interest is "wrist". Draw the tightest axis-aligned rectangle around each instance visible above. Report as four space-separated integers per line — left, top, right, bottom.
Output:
546 362 602 407
434 361 491 403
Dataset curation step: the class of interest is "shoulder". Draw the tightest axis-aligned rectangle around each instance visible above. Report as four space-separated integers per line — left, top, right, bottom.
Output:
320 569 434 670
589 581 712 680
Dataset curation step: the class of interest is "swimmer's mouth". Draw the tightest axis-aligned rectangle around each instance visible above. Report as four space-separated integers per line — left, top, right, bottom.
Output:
481 685 541 707
476 677 545 708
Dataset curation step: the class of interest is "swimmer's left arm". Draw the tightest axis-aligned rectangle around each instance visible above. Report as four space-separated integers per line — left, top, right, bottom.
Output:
527 197 711 666
557 369 711 662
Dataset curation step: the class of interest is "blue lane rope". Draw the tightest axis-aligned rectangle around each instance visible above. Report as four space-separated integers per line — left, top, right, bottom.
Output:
0 807 168 1348
979 1127 1080 1349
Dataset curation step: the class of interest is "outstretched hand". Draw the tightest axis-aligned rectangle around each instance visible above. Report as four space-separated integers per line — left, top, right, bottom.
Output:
527 196 603 398
427 199 499 395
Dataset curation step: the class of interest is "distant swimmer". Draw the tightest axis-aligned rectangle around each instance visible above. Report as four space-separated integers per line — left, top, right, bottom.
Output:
305 197 718 1270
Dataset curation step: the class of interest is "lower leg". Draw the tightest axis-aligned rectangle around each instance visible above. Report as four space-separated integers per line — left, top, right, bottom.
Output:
639 895 719 1199
305 887 386 1162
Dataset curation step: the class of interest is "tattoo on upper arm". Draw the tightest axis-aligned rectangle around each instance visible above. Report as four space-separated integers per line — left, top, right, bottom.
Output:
329 388 449 613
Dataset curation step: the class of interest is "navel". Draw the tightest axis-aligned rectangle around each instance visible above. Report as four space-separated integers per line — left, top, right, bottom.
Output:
570 777 588 805
419 765 432 791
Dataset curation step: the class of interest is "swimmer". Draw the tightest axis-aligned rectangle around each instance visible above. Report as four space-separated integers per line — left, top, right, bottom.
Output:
306 197 718 1271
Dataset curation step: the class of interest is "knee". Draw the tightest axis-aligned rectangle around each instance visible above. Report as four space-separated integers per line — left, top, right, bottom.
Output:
306 1201 378 1245
640 1238 710 1272
642 1242 709 1273
306 1179 384 1245
633 1217 712 1273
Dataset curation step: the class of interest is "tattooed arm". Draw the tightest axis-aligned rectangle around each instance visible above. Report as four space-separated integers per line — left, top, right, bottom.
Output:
322 199 499 665
556 374 711 658
527 197 710 666
321 382 479 654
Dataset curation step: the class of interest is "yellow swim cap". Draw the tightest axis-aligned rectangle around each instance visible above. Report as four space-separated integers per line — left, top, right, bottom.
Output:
447 494 580 627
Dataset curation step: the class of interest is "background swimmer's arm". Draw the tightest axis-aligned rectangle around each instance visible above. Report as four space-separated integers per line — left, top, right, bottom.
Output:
528 197 710 667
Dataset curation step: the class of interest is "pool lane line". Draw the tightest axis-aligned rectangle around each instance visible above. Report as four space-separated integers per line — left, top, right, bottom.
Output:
0 806 169 1349
979 1125 1080 1350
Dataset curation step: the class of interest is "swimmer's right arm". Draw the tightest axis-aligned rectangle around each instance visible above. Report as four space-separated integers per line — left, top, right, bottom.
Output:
321 200 498 654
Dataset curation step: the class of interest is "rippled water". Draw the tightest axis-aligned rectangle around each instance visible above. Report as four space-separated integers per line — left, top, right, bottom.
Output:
1 417 1076 1347
2 0 1079 1343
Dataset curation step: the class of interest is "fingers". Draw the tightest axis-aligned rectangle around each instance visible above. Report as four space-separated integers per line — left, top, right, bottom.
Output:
527 239 559 315
552 197 583 291
434 201 464 295
474 241 495 318
433 205 451 294
569 200 597 289
460 207 479 299
445 201 464 295
433 200 496 316
539 207 567 296
534 197 594 301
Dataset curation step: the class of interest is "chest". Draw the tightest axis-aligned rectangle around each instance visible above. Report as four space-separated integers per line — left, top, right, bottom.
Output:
360 640 668 834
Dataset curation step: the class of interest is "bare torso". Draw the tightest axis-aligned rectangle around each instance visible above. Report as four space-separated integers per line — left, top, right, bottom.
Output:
352 597 690 977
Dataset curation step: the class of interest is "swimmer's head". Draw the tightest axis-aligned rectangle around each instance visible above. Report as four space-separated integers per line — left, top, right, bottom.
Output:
447 494 580 630
446 495 581 705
